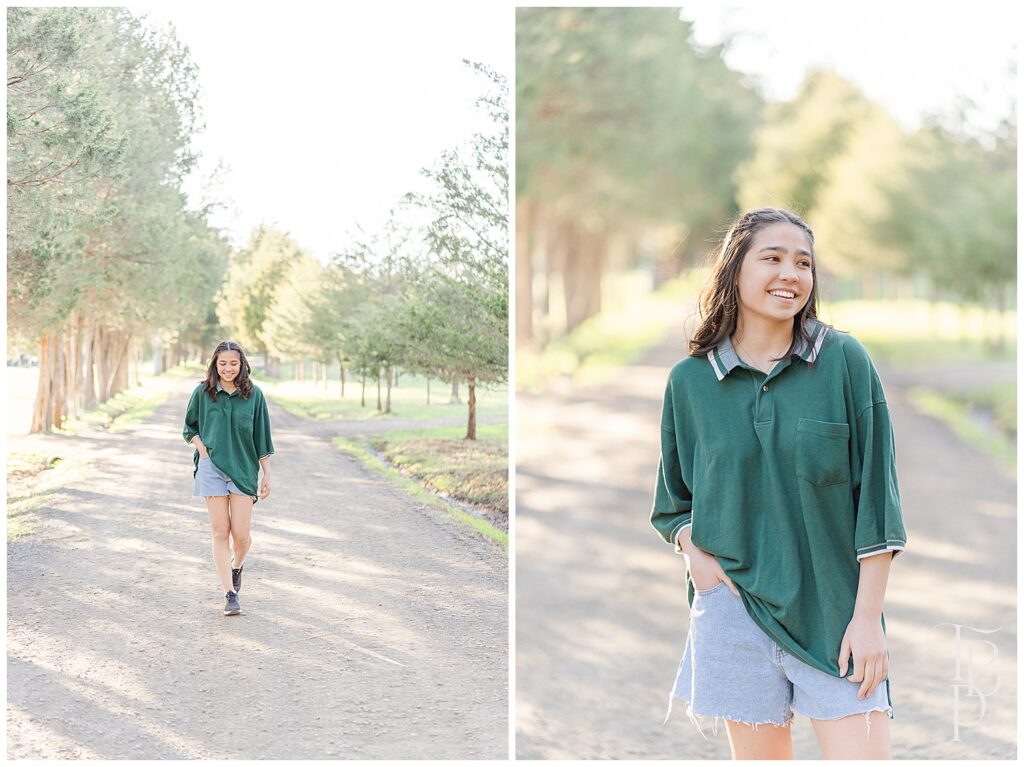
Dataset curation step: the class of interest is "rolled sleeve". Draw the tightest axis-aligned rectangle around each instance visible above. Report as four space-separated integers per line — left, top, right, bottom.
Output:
651 380 694 547
183 386 201 444
853 401 907 562
253 389 275 459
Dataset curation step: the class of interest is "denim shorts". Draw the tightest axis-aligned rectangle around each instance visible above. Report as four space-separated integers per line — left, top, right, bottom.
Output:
667 581 892 740
193 457 249 498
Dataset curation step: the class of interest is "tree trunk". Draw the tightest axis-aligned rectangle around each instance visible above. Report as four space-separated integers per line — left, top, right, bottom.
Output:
360 374 366 407
384 364 392 414
337 355 346 397
516 197 535 348
81 319 97 410
450 378 461 404
993 282 1007 353
564 225 604 333
108 332 131 399
152 333 166 376
465 375 477 440
376 368 382 412
66 313 81 420
30 334 55 433
96 326 109 401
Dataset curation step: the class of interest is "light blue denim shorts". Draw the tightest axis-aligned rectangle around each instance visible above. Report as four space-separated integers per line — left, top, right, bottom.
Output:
667 581 892 740
193 457 249 498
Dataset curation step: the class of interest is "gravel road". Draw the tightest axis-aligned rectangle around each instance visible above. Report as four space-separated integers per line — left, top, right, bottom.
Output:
7 375 508 759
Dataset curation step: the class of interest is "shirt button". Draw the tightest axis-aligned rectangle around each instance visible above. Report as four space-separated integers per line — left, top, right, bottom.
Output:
763 384 769 392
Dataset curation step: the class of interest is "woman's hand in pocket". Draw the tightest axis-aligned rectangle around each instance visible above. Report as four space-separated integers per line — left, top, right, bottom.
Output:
681 534 740 596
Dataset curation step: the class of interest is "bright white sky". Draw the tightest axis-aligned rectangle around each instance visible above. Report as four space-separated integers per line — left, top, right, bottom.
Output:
138 4 511 262
134 2 1014 263
679 0 1018 135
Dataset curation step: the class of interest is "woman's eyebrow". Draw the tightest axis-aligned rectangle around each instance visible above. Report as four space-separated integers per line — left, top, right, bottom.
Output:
758 245 813 257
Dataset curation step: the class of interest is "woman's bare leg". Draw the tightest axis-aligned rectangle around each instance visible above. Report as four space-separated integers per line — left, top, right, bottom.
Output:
228 493 254 568
725 719 794 760
205 496 234 592
811 710 891 759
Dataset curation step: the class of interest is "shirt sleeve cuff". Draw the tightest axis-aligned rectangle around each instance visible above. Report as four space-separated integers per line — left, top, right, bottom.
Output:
856 541 905 561
673 521 693 554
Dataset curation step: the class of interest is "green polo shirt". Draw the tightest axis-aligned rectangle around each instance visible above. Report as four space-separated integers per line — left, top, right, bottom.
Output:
183 380 274 501
651 318 906 707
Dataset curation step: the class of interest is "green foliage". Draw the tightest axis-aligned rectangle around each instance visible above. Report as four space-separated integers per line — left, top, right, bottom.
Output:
737 70 875 216
405 61 509 387
7 7 228 346
216 227 306 355
737 67 1015 315
876 123 1016 303
516 7 761 251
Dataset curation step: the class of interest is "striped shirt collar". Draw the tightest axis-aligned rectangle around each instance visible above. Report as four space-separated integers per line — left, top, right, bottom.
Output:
707 318 830 382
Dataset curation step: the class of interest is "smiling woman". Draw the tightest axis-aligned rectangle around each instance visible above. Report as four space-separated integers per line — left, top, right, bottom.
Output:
183 340 275 617
653 208 907 759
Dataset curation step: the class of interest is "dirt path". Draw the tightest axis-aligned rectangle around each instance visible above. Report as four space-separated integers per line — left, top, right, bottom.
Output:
515 326 1015 759
7 376 507 759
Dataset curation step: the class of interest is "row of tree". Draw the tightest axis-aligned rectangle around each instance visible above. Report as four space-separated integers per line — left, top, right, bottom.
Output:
8 8 228 431
738 69 1016 344
515 7 1016 349
215 63 509 439
9 7 509 438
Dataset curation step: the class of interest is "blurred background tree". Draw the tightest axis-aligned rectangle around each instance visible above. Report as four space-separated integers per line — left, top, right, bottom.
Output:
515 6 1016 377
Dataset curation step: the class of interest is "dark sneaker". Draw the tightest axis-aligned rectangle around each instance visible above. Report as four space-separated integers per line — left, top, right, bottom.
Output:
232 564 243 594
224 591 241 616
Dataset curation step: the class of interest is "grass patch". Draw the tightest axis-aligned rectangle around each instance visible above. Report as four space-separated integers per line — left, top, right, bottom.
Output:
6 450 86 540
907 387 1015 474
519 280 1016 391
518 269 706 392
162 363 207 379
819 300 1016 365
56 387 169 435
957 382 1017 439
367 424 508 514
261 374 507 423
331 423 507 548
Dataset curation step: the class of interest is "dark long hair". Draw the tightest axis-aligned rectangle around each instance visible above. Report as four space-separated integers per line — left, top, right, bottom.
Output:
689 208 826 362
202 340 254 401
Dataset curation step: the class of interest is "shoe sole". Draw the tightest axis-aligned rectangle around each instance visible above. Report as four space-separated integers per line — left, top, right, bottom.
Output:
223 608 241 616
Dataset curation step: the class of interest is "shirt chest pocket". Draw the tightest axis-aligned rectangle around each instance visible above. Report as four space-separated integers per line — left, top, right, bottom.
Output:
233 408 254 434
796 418 851 486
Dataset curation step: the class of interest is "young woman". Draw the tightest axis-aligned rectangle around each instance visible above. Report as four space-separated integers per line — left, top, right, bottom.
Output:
652 208 907 759
184 340 274 616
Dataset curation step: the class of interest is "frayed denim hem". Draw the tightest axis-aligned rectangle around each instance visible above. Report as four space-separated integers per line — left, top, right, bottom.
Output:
664 693 794 741
791 705 894 742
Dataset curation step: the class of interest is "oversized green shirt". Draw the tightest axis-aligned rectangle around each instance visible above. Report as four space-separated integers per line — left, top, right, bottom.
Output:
183 381 274 501
652 318 907 706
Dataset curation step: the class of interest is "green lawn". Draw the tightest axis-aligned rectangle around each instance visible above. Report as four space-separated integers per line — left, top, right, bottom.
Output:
261 373 507 422
366 423 508 513
259 372 509 550
517 268 706 391
818 300 1016 365
518 273 1015 386
907 385 1015 474
332 423 508 550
